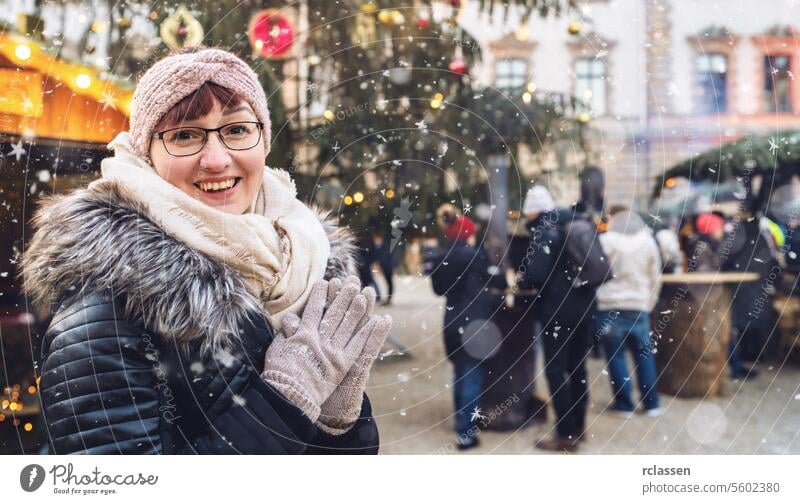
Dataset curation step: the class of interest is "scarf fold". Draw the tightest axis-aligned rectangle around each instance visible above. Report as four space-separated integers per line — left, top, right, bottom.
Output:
90 132 330 330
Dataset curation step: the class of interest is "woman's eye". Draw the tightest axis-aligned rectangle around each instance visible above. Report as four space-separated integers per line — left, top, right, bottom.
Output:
225 124 250 136
170 130 201 142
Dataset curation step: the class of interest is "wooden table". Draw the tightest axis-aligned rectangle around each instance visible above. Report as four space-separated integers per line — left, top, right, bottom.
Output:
653 272 758 398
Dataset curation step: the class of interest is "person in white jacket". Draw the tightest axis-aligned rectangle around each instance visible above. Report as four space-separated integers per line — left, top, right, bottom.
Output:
596 208 663 417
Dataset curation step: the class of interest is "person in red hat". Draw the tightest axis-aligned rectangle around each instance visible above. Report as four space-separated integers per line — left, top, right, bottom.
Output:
444 216 479 244
426 212 504 450
685 212 725 273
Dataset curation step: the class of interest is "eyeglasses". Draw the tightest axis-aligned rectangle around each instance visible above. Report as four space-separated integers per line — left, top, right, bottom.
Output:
153 121 264 156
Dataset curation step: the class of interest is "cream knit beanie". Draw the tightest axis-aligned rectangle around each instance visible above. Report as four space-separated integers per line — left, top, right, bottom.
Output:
128 47 271 163
523 185 556 215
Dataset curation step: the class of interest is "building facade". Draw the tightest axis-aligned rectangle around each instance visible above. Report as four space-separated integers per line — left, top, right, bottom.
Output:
461 0 800 209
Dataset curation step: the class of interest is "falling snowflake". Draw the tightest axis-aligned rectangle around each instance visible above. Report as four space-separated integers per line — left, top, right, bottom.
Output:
470 406 487 422
415 119 427 131
99 90 118 110
769 137 781 155
7 140 26 162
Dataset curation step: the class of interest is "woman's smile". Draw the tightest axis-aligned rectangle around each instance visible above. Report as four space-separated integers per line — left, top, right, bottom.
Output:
193 175 243 202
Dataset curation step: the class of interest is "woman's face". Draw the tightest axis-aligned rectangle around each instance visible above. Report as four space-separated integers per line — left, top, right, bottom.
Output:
149 101 265 215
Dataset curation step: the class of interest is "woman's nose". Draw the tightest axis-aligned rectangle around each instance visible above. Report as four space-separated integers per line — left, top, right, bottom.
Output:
199 133 232 171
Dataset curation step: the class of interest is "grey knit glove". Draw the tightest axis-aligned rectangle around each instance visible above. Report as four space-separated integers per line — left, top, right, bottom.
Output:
282 276 392 434
261 279 370 422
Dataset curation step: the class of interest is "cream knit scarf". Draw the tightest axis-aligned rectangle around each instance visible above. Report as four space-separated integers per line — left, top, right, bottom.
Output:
90 132 330 330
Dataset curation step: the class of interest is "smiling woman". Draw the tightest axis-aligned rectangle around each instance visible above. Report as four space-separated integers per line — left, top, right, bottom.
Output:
21 47 391 455
148 83 265 215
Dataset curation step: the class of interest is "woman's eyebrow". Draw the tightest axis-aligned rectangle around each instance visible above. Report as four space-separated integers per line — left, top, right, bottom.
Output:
222 105 253 116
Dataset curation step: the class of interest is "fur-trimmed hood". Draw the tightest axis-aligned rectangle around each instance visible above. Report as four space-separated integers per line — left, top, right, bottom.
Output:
21 180 356 351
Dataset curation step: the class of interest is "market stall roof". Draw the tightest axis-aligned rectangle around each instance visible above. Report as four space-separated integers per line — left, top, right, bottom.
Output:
0 33 134 116
0 33 133 145
653 131 800 198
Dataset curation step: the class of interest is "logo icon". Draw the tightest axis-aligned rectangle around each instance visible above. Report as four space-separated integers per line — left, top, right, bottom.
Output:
20 464 45 492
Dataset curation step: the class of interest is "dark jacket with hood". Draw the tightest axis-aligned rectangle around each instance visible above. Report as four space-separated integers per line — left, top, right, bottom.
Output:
520 207 597 327
429 240 501 359
21 180 379 454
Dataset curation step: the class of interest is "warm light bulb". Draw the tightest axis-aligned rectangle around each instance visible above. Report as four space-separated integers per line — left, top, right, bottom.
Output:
75 73 92 89
344 195 354 206
15 44 32 61
353 192 365 203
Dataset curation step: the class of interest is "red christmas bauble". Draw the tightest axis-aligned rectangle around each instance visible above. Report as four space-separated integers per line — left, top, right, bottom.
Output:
417 18 430 29
249 9 294 59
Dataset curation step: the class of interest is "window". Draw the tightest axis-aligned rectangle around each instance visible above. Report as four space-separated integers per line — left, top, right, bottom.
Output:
695 54 728 114
764 54 792 113
574 58 607 116
495 59 527 91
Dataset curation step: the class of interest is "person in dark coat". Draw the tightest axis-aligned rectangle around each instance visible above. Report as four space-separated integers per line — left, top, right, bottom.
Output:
722 215 781 367
20 48 390 455
373 230 395 306
686 213 759 380
520 185 598 452
357 231 380 293
428 216 500 450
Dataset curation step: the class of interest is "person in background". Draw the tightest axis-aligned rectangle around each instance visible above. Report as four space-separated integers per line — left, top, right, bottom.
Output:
357 230 380 294
596 208 663 417
521 185 599 452
687 213 758 380
373 228 395 306
428 216 499 450
684 213 724 273
655 226 683 273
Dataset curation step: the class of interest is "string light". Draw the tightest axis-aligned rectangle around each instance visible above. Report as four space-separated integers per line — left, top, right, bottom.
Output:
344 195 354 206
75 73 92 89
353 192 365 203
14 44 31 60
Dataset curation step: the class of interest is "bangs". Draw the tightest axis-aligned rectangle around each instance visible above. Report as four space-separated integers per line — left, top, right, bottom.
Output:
155 81 244 129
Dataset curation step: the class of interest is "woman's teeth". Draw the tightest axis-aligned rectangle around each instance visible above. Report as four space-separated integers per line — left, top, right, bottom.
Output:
197 178 237 192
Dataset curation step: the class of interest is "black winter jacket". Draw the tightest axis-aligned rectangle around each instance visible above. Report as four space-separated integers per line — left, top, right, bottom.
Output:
23 179 379 454
429 240 503 358
520 208 597 327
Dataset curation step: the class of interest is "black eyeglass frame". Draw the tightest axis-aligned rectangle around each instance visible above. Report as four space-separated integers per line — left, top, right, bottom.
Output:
153 121 264 157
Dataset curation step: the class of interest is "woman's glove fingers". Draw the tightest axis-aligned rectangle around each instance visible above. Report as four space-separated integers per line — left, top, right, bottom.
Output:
356 286 377 333
319 283 360 340
281 312 301 338
330 276 374 333
299 279 329 331
330 294 368 348
316 315 393 433
326 277 344 305
361 315 392 362
327 275 361 303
